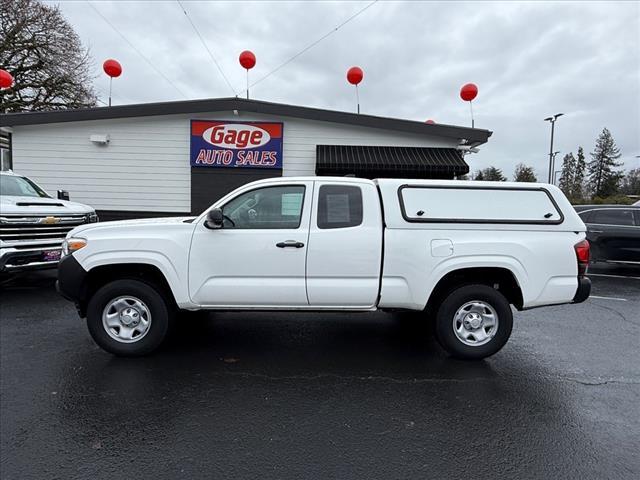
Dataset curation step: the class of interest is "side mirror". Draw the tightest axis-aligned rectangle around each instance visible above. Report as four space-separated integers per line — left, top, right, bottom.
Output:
57 190 70 201
205 207 224 229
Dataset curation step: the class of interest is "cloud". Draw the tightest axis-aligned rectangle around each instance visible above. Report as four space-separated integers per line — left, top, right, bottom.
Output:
50 0 640 179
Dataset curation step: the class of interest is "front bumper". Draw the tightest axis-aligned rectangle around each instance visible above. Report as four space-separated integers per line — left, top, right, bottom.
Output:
0 245 62 272
56 254 89 316
572 276 591 303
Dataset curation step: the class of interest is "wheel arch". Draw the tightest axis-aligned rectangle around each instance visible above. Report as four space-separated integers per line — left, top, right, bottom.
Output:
425 266 524 314
80 262 179 317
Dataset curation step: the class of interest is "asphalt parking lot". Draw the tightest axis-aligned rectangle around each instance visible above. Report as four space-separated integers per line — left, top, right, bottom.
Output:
1 266 639 479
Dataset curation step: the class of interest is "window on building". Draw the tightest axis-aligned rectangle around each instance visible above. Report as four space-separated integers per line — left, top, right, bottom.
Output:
0 129 12 171
0 150 10 171
222 185 305 229
590 209 635 226
317 185 363 229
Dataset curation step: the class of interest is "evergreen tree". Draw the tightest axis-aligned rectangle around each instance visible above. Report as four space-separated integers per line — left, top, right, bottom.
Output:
620 168 640 195
587 128 623 197
573 146 587 200
558 153 576 195
482 166 507 181
513 163 537 182
474 170 484 181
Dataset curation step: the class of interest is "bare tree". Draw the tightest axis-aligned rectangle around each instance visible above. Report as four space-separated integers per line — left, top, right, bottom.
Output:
0 0 97 112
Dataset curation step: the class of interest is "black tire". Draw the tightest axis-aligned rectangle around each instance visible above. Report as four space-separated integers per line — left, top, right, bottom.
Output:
434 284 513 360
86 279 172 356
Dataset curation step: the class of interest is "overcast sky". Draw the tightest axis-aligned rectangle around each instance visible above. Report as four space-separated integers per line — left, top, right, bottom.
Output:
48 0 640 179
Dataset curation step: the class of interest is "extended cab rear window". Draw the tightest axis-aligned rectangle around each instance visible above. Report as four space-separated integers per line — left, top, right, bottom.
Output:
317 185 363 229
398 185 563 224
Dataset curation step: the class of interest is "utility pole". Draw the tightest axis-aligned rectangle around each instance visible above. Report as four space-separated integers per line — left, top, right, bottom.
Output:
544 113 564 183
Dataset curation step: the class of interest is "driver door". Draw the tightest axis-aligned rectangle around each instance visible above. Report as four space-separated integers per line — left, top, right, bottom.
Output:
188 182 313 307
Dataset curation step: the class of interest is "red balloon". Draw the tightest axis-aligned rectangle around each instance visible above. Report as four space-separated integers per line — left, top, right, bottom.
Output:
460 83 478 102
347 66 363 85
425 119 436 124
0 69 13 89
239 50 256 70
103 59 122 78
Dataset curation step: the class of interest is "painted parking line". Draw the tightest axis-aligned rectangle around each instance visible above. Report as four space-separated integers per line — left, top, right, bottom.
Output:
589 295 628 302
588 273 640 280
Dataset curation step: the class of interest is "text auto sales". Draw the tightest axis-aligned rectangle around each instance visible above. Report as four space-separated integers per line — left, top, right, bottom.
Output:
195 149 278 167
191 122 283 168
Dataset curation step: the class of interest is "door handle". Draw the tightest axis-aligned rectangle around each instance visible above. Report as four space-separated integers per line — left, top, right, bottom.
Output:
276 240 304 248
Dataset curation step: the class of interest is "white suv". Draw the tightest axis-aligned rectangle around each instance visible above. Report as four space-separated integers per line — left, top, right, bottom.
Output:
0 171 97 273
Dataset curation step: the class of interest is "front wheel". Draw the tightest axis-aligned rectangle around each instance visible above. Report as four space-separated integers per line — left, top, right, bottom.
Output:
86 279 172 356
435 284 513 360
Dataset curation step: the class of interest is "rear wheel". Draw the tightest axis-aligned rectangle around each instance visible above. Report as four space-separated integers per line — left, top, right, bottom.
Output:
435 284 512 360
86 279 172 356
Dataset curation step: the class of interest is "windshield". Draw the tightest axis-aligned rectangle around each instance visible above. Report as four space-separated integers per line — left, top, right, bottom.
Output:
0 175 50 198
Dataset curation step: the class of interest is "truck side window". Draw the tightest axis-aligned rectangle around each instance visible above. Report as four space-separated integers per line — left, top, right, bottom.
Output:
317 185 363 229
222 185 305 229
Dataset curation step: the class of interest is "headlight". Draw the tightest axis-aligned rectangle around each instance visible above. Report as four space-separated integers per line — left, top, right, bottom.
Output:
62 238 87 256
87 212 99 223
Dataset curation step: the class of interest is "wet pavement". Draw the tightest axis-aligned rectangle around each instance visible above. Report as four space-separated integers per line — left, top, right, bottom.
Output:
1 267 639 479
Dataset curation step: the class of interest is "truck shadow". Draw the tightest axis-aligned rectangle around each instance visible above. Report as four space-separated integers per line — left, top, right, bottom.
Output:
163 310 460 377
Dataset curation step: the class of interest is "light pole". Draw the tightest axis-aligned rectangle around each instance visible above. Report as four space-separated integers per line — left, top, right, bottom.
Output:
553 167 562 185
544 113 564 183
552 152 561 184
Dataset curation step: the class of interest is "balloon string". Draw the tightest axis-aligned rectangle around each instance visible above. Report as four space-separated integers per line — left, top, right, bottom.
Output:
469 101 474 128
356 84 360 114
243 0 379 95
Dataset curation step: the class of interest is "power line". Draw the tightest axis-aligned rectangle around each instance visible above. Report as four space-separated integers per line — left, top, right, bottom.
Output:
242 0 379 95
175 0 236 96
85 1 188 99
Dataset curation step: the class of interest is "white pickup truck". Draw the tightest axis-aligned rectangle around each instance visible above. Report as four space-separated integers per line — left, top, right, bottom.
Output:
0 171 98 274
57 177 591 359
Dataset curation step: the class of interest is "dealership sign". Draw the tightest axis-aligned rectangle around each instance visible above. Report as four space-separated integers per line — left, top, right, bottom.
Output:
190 120 283 169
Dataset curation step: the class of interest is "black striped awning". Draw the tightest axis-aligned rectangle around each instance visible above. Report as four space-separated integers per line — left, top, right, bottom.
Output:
315 145 469 179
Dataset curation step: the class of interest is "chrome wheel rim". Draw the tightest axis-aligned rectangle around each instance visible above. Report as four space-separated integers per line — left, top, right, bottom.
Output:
452 300 499 347
102 296 152 344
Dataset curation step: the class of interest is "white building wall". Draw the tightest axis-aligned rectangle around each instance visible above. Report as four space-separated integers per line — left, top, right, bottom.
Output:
11 111 458 213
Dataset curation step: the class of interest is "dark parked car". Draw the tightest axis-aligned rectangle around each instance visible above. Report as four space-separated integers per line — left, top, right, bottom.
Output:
574 205 640 264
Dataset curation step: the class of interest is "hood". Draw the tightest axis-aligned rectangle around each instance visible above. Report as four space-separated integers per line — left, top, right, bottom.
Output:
0 195 95 216
69 216 196 236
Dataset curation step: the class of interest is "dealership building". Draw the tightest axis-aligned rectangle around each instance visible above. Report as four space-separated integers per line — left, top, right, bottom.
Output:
0 97 492 219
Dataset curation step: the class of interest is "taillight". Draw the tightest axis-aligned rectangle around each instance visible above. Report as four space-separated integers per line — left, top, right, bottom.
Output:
574 239 590 276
